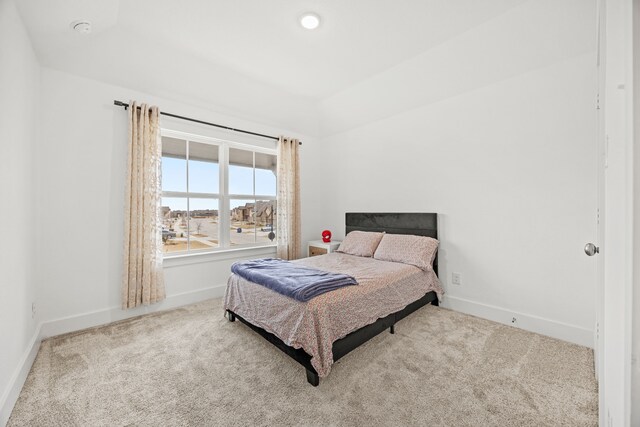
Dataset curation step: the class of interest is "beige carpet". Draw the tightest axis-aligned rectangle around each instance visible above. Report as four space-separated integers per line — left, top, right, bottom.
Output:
8 298 597 426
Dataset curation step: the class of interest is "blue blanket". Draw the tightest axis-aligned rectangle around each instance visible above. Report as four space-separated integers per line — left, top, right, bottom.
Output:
231 258 358 302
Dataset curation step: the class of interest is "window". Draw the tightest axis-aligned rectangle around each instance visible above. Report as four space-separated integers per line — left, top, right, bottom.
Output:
160 131 277 255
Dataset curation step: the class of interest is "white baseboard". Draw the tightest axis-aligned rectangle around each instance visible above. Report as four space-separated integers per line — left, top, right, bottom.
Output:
0 324 42 427
40 284 227 339
0 285 225 426
441 295 594 348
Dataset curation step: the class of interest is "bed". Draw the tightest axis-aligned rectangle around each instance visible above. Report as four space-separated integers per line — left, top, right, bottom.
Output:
224 212 442 386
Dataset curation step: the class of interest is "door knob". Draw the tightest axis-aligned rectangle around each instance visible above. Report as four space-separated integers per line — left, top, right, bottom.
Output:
584 243 599 256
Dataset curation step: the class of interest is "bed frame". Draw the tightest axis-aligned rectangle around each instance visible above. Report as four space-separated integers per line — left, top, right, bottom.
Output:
226 212 439 386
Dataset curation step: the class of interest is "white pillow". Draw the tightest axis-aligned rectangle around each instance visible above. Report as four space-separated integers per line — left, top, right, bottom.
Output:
336 231 385 257
373 234 439 271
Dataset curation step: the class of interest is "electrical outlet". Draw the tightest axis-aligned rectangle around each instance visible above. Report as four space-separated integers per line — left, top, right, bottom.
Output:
451 272 461 286
31 302 36 319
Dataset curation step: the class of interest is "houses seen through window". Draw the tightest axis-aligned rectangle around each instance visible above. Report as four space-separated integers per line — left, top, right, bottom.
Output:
161 133 277 255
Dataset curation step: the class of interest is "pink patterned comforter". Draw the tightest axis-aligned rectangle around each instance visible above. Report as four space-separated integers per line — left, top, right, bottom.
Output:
223 252 444 378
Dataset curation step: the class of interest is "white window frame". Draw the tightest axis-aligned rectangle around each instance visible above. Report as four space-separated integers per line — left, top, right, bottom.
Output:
161 128 277 258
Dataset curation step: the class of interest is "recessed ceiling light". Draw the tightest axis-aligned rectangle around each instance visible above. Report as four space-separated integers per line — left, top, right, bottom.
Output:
70 20 92 34
300 13 320 30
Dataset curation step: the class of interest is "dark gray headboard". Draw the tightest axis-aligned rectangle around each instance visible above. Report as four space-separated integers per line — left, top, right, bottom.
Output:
345 212 438 274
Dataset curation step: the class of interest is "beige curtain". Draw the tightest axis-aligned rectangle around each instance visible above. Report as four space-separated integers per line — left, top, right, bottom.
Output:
122 101 165 309
276 136 301 260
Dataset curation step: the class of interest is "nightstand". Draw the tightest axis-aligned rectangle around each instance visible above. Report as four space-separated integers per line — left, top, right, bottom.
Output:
307 240 341 257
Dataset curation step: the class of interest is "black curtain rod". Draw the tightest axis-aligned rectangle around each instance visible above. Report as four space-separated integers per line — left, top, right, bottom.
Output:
113 100 302 145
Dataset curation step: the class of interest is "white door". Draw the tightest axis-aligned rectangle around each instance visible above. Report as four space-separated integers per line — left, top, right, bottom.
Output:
593 0 606 412
596 0 635 425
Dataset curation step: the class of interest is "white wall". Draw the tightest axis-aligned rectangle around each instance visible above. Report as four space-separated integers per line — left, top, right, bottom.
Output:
305 0 598 347
0 0 41 422
35 68 314 336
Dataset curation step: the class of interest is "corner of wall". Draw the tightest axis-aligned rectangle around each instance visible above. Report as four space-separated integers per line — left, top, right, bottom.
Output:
0 328 41 426
0 0 44 424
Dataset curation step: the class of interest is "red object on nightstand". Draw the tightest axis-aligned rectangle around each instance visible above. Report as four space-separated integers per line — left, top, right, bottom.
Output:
322 230 332 243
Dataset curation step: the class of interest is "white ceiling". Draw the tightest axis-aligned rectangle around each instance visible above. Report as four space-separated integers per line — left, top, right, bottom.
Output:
17 0 526 100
